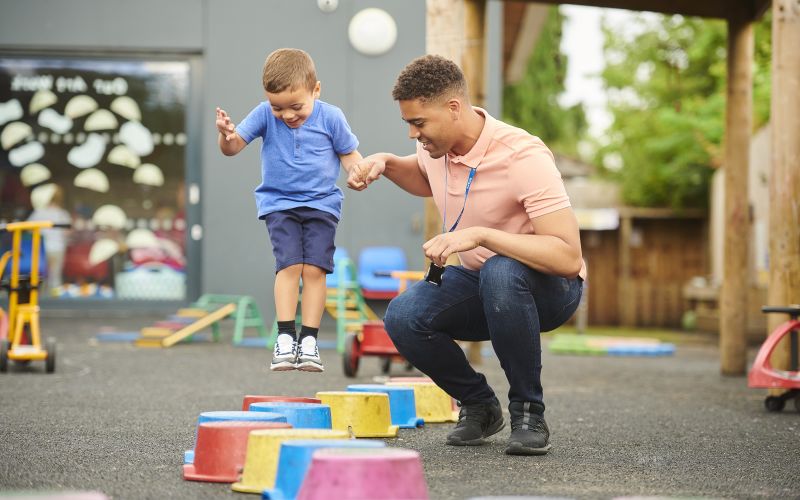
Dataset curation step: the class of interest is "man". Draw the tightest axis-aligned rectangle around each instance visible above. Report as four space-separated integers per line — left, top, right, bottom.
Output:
348 55 585 455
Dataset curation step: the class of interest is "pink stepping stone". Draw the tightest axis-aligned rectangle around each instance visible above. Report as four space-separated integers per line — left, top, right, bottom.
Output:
297 448 429 500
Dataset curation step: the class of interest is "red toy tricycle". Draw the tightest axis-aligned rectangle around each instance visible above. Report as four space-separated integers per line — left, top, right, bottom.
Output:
342 271 423 377
748 305 800 412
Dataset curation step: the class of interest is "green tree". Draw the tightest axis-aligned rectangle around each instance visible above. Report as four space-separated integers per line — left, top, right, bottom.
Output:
503 6 587 157
596 12 772 209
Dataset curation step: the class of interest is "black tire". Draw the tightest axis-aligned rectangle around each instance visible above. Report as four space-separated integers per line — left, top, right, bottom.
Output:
380 357 392 374
343 334 360 378
794 396 800 414
45 338 56 373
765 396 785 412
0 339 9 373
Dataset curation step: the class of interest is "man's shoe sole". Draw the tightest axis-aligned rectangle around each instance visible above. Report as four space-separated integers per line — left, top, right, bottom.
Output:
446 419 505 446
504 442 552 456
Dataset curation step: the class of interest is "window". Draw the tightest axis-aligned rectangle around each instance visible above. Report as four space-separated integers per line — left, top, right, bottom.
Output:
0 56 190 301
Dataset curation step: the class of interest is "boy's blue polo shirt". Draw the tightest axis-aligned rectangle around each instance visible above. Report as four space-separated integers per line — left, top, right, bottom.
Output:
236 99 358 220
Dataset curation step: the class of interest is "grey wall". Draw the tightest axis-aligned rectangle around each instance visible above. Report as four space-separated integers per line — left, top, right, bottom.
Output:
202 1 427 318
0 0 428 317
0 0 204 52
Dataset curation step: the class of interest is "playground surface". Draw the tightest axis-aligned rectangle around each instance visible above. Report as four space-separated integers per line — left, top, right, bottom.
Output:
0 314 798 499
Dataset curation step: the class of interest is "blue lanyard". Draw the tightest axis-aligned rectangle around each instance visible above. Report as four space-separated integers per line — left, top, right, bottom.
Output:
442 155 477 233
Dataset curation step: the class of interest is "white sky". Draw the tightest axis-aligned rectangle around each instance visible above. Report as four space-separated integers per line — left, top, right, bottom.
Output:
559 5 640 139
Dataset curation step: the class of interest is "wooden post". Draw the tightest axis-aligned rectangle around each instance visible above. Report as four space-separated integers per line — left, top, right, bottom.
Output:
618 211 634 327
767 0 800 371
463 0 487 108
425 0 464 255
426 0 486 364
505 4 549 84
719 5 753 376
462 0 486 365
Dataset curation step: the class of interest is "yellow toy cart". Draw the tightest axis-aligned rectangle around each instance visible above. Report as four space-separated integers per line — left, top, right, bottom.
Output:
0 220 63 373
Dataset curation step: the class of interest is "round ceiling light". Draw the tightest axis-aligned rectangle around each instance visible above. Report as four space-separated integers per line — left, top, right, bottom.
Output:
348 8 397 56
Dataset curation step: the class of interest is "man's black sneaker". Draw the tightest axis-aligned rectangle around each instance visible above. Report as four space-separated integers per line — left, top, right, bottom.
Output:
505 401 552 455
446 398 505 446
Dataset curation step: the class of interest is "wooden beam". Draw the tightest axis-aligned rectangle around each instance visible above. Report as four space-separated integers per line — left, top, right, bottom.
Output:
502 2 526 77
463 0 487 365
506 3 549 84
618 213 635 327
464 0 488 108
720 3 753 376
161 303 236 347
522 0 763 20
767 0 800 372
425 0 463 249
754 0 773 20
426 0 487 364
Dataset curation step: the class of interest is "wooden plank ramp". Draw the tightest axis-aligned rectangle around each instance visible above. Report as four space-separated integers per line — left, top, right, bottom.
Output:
135 303 236 348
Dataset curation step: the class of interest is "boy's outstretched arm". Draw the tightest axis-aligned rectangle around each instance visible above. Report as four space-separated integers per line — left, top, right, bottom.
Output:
338 150 364 188
216 107 247 156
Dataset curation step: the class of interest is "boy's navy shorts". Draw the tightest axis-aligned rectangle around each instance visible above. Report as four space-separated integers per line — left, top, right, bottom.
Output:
264 207 338 274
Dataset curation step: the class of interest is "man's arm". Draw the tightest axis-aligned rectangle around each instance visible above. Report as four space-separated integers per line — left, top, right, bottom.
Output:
422 208 583 278
347 153 432 197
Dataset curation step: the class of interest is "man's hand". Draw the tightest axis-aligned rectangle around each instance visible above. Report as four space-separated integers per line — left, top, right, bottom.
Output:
215 107 237 141
347 155 387 191
423 227 485 266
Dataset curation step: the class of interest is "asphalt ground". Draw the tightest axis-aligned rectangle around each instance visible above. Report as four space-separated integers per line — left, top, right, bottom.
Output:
0 313 798 499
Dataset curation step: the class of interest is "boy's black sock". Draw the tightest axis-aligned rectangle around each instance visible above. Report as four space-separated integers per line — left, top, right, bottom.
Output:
298 325 319 342
277 320 296 340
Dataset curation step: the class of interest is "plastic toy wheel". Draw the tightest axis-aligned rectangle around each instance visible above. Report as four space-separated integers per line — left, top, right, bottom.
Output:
765 396 785 412
0 339 8 373
45 338 56 374
380 357 391 374
343 334 360 378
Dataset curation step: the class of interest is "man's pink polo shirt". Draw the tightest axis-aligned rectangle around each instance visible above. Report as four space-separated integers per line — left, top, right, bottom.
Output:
416 107 587 280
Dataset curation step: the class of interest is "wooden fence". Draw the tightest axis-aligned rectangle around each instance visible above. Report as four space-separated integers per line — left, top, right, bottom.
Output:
579 208 708 328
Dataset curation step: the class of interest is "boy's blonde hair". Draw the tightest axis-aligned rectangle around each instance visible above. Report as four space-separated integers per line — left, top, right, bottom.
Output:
262 48 317 94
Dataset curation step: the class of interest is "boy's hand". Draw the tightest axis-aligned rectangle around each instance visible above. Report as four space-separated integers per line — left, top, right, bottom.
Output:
215 107 237 141
347 155 386 191
346 163 368 190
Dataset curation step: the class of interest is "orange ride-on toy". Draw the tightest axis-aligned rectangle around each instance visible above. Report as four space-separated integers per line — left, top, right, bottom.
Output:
748 305 800 412
342 271 424 378
0 221 65 373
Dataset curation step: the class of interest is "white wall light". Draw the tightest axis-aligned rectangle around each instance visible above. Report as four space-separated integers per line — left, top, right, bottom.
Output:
348 8 397 56
318 0 338 13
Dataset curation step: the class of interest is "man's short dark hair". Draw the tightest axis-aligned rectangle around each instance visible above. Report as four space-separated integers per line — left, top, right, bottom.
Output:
392 54 467 102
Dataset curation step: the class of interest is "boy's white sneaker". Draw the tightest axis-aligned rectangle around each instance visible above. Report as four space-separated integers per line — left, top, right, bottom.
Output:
270 334 297 371
296 336 324 372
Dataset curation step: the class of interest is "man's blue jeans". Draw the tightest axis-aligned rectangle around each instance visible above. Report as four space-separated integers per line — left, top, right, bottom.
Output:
384 255 583 410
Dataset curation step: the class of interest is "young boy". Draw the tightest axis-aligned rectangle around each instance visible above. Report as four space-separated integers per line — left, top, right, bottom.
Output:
216 48 364 372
